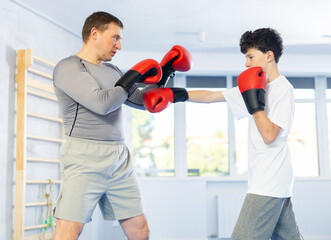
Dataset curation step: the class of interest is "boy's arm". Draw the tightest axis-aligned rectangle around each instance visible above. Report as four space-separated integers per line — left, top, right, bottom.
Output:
143 88 226 113
253 110 281 144
236 67 281 144
188 90 225 103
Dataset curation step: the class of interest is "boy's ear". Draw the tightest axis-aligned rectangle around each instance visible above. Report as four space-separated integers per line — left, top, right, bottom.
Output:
266 50 275 63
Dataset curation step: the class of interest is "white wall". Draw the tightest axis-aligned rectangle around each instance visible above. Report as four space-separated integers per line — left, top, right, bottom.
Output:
292 179 331 239
80 179 331 240
112 51 331 76
2 1 331 239
0 1 80 239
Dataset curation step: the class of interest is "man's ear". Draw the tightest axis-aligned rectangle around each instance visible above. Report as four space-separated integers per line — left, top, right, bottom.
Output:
90 27 99 41
266 50 275 63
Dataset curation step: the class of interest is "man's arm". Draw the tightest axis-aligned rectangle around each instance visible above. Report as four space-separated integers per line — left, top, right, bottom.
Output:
253 110 281 144
53 59 128 115
124 84 159 110
54 58 161 115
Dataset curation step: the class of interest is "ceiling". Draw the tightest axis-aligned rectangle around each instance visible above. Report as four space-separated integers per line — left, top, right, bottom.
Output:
12 0 331 55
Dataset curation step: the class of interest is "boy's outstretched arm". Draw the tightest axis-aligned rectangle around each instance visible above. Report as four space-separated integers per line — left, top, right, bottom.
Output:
188 90 225 103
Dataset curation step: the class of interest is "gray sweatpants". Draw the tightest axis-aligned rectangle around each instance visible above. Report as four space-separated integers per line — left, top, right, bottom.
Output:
232 193 302 240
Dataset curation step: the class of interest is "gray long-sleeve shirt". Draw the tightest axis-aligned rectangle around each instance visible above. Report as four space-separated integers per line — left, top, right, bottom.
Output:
53 55 154 141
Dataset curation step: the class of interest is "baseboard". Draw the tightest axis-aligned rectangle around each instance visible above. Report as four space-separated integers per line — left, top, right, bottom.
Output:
152 238 208 240
303 237 331 240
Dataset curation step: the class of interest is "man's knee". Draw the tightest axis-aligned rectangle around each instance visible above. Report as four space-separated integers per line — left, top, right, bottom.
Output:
132 221 149 240
121 216 150 240
141 224 150 240
54 219 84 240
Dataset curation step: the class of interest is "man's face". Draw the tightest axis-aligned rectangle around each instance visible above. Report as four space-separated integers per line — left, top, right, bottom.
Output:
95 22 122 62
244 48 268 70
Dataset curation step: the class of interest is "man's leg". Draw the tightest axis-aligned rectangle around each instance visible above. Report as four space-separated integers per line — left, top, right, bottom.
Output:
53 219 84 240
119 214 149 240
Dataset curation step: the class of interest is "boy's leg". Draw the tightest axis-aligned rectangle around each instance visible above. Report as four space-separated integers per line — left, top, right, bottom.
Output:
271 198 302 240
231 194 284 240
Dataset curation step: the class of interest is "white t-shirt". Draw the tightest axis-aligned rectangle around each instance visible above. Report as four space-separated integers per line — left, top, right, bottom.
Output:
222 75 295 197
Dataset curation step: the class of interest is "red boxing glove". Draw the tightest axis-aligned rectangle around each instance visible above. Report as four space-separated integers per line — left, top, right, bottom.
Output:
131 59 162 84
157 45 193 87
237 66 267 114
115 59 162 95
143 87 188 113
160 45 193 71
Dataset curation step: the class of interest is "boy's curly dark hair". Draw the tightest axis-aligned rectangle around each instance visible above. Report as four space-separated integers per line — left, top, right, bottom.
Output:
240 28 283 63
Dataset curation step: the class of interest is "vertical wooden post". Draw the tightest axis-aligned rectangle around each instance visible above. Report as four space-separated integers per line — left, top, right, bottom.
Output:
13 49 32 240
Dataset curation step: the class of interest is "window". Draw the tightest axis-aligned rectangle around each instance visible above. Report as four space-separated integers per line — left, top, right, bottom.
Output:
186 76 228 176
235 118 248 176
128 80 175 177
288 77 318 177
130 106 175 177
127 75 329 178
326 77 331 174
186 99 228 176
232 77 248 176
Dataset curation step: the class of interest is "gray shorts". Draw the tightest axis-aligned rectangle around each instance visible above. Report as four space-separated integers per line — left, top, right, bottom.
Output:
53 136 144 223
232 193 302 240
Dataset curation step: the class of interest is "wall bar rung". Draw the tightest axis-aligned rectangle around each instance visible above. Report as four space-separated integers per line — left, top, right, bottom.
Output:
27 78 55 94
25 201 53 207
27 89 57 101
27 135 63 143
24 224 50 231
32 55 56 67
27 68 53 80
27 112 63 123
26 180 61 184
27 157 60 163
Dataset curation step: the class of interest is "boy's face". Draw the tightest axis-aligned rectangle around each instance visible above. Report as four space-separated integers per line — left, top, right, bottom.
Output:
244 48 269 70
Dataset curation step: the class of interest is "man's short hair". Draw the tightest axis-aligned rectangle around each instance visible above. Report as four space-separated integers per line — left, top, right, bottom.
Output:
240 28 283 63
82 11 123 43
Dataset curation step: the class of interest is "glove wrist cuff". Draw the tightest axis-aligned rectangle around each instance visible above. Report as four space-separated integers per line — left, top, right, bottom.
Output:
170 88 188 103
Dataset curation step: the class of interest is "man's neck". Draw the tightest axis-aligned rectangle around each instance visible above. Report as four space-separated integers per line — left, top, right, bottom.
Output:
76 45 101 65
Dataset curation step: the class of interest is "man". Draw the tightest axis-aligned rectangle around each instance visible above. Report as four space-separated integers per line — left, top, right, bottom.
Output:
143 28 302 239
53 11 192 240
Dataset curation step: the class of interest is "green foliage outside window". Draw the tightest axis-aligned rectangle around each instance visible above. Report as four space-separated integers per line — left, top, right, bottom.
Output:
187 130 229 176
131 109 175 177
131 108 229 177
